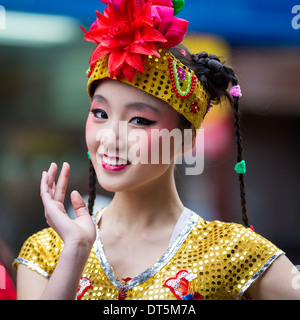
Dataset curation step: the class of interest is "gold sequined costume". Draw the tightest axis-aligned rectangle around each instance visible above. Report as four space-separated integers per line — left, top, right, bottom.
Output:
14 210 284 300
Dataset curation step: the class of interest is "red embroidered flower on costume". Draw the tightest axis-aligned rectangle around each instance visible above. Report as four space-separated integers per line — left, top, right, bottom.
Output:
81 0 189 82
76 277 92 300
163 269 203 300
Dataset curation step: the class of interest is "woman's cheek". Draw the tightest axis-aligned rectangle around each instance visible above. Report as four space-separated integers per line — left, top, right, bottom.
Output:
127 128 150 164
145 128 169 164
85 116 98 153
148 125 181 164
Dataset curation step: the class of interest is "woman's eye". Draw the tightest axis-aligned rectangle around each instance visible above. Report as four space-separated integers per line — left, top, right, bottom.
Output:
91 108 108 119
130 117 157 126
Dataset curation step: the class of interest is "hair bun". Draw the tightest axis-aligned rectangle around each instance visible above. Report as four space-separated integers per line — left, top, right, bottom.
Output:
192 52 235 103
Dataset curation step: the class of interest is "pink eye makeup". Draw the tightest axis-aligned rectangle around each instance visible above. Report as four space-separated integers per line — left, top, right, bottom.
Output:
91 108 108 119
129 116 157 126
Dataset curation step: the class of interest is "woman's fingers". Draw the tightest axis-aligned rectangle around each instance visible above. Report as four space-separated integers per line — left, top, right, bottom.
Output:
47 163 58 195
40 171 52 205
40 171 48 198
41 162 70 204
71 191 89 218
40 165 95 246
53 162 70 203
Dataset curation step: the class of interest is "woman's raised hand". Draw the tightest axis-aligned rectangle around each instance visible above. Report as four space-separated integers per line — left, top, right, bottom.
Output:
40 162 96 248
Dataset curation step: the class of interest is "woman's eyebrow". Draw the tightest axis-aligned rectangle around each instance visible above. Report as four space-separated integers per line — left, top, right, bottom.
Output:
125 102 161 114
92 94 109 104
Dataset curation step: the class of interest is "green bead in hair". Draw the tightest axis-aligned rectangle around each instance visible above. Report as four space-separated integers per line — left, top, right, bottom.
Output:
234 160 246 174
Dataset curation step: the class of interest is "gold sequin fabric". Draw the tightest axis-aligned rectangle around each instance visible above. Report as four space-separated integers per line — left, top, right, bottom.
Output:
87 47 210 130
13 214 283 300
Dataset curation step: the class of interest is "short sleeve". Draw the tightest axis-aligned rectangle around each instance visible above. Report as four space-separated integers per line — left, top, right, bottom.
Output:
221 223 285 299
13 228 63 279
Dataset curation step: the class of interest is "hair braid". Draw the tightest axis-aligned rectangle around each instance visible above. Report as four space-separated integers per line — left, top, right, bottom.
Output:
232 95 249 227
88 160 96 216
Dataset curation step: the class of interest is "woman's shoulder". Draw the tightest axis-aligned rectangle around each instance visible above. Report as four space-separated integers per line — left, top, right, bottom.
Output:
198 216 248 230
188 215 284 299
196 216 265 240
13 227 63 278
191 215 283 266
19 227 63 252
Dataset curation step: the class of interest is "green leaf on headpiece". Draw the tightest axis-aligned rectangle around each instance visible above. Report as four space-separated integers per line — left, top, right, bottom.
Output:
171 0 185 16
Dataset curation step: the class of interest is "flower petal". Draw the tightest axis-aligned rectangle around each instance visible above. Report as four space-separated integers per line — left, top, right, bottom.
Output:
160 16 189 48
120 63 136 82
138 24 167 43
108 49 129 77
89 45 111 66
95 10 111 29
152 0 173 6
151 5 174 34
130 41 159 56
125 52 144 73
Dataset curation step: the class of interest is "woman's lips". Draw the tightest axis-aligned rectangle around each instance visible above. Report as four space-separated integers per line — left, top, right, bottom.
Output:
100 154 131 172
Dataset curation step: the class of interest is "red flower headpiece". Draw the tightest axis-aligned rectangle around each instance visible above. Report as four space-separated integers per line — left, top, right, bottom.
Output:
81 0 189 82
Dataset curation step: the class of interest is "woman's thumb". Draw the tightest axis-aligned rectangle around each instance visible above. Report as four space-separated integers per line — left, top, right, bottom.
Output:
71 191 89 217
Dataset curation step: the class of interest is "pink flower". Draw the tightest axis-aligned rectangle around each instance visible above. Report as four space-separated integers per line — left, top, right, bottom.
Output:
151 0 189 48
229 85 242 97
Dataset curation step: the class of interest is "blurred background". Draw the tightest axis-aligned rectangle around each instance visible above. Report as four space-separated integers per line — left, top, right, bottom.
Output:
0 0 299 293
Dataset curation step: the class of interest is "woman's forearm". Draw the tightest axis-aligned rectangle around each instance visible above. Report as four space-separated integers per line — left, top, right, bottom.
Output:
41 241 92 300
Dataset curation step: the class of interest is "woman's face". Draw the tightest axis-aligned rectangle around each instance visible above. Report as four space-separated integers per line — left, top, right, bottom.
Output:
85 79 183 193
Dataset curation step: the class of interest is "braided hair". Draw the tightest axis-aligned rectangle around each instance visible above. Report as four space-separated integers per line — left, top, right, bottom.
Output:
170 45 249 227
88 159 96 216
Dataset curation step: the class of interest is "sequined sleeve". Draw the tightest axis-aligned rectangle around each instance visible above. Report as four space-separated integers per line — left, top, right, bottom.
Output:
13 228 63 279
220 222 285 299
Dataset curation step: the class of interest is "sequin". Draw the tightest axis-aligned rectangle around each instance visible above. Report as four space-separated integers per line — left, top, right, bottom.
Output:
13 212 284 300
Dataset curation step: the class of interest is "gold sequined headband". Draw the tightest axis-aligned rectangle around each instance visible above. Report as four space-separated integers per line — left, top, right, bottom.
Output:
87 47 210 129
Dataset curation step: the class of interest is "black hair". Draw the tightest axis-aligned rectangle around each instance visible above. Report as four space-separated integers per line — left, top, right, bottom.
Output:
87 44 249 228
170 44 249 228
88 159 96 216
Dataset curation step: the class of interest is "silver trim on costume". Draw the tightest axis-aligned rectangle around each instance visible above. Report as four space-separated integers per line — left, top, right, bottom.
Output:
236 249 285 299
13 257 51 279
92 209 200 292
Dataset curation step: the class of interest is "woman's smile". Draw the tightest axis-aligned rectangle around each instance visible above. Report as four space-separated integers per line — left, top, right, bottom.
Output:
100 154 131 172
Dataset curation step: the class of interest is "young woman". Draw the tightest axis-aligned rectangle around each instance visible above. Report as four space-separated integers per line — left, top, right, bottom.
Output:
14 0 300 300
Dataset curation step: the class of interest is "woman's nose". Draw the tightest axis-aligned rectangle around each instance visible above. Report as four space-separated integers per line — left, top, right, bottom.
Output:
96 120 128 153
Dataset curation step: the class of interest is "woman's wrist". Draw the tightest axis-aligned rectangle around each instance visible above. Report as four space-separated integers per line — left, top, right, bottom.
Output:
61 240 93 262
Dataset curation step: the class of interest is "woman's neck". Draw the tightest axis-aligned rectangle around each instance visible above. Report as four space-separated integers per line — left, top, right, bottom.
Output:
102 167 184 231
